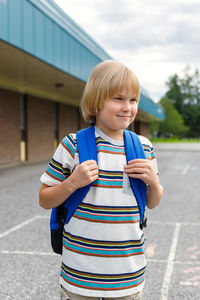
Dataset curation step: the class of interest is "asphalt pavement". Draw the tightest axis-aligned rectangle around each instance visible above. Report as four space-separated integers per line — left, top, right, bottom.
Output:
0 143 200 299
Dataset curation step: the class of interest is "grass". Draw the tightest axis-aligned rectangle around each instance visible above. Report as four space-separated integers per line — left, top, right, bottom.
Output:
150 137 200 143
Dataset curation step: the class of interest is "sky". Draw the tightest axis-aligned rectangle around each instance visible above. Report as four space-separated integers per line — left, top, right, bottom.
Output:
53 0 200 102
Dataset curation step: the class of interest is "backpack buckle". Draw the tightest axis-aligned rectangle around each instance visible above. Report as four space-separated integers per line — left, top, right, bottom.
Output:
140 215 147 229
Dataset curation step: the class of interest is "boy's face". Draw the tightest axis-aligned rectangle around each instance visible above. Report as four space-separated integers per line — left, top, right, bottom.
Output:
95 84 138 140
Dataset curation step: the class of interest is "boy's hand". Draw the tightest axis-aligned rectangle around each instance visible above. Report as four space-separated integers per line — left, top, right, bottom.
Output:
68 160 99 190
124 159 160 188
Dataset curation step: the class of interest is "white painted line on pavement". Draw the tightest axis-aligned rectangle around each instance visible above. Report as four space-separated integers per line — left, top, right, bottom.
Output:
36 214 49 219
147 258 200 265
0 215 50 239
149 221 200 226
2 250 200 266
182 163 190 175
0 216 40 239
159 222 181 300
0 250 57 256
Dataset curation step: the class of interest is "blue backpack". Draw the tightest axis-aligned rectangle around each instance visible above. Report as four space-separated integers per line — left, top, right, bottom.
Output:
50 126 147 254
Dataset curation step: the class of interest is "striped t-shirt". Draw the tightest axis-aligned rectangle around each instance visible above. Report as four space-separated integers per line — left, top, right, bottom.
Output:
40 127 158 297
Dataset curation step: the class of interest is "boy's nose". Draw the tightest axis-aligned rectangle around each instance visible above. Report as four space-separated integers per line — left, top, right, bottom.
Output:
122 100 131 111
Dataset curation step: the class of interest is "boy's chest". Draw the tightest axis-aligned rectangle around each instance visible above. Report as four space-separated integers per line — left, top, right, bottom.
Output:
96 142 126 172
92 148 127 190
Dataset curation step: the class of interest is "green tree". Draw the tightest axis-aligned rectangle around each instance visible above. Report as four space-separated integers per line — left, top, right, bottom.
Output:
183 104 200 138
166 74 184 113
180 66 200 106
158 97 188 138
165 66 200 137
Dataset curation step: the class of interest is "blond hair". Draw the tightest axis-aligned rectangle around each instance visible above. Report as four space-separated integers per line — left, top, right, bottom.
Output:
80 60 140 123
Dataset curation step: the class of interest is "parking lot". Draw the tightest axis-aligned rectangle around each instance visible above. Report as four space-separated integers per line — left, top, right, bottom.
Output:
0 143 200 299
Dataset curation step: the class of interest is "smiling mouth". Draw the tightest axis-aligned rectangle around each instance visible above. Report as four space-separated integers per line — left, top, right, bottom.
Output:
117 115 131 118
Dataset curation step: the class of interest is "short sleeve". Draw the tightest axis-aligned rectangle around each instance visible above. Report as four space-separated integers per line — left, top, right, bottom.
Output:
40 134 77 186
139 135 158 174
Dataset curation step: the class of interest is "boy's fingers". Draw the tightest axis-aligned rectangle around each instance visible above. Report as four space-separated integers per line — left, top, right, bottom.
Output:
90 169 99 176
83 160 98 166
125 163 147 170
80 160 98 172
125 168 143 174
127 159 146 164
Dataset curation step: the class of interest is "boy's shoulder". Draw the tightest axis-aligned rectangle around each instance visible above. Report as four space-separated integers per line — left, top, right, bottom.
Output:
60 133 78 157
137 135 156 160
61 133 77 144
137 134 153 147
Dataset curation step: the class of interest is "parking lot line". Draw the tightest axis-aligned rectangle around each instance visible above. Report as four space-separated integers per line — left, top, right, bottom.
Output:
0 250 57 256
147 258 200 265
159 222 181 300
1 215 200 299
0 215 40 239
182 163 190 175
150 221 200 226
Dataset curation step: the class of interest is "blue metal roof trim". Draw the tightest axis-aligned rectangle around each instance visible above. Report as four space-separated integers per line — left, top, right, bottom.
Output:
139 94 165 120
0 0 164 120
0 0 111 82
28 0 112 61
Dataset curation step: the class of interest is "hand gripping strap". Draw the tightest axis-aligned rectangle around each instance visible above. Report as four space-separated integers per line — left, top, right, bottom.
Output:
64 126 97 223
50 126 97 231
123 130 147 224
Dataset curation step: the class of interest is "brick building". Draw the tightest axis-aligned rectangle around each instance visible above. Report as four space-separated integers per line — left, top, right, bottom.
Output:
0 0 164 167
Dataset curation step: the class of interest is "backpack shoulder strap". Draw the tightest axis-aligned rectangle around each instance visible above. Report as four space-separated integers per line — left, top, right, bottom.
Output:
123 130 147 226
124 130 146 160
50 126 97 229
63 126 97 223
76 126 98 163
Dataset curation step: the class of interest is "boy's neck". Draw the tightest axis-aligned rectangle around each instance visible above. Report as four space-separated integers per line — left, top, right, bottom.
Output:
95 125 124 141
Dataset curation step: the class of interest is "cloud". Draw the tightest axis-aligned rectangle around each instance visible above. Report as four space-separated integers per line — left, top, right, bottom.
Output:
53 0 200 100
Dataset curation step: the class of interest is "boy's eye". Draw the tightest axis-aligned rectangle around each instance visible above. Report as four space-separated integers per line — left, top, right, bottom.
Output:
114 97 122 100
113 97 137 102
